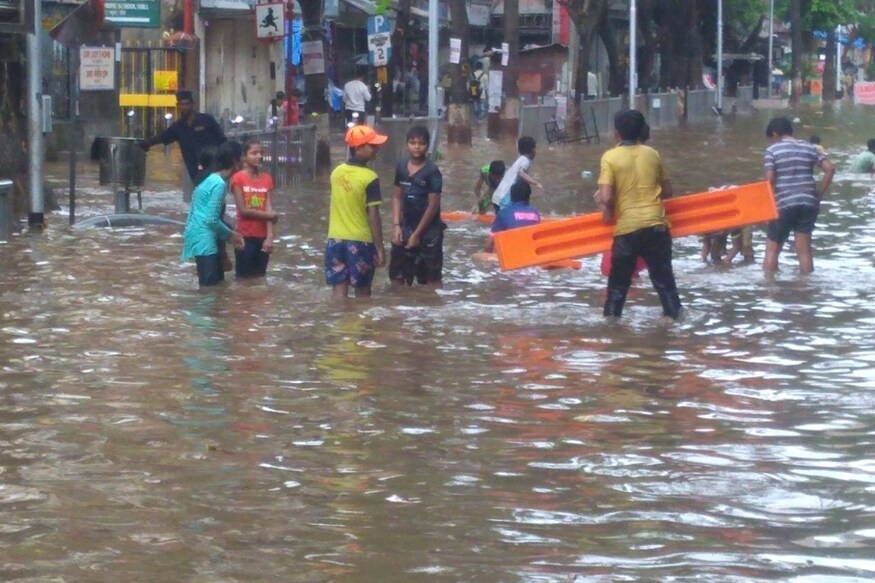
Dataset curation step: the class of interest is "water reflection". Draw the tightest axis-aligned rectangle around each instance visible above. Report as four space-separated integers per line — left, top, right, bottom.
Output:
1 106 874 580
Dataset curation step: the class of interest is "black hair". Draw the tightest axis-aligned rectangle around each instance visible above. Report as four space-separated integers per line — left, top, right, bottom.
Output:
214 142 237 171
176 90 194 102
765 117 793 138
225 140 244 164
614 109 646 141
194 147 217 186
867 138 875 152
276 91 286 99
809 135 821 145
517 136 536 156
406 124 430 143
640 122 651 143
509 179 532 204
488 160 505 176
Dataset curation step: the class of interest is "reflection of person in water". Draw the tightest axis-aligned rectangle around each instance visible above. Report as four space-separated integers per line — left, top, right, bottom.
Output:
261 8 279 32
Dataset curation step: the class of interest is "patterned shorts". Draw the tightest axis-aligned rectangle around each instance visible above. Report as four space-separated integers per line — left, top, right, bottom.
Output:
324 238 378 288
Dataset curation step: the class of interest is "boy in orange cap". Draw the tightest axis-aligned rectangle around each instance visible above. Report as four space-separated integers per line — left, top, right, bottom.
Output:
325 125 388 299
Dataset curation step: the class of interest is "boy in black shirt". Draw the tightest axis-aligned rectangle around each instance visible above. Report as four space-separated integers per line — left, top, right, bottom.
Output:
389 125 444 288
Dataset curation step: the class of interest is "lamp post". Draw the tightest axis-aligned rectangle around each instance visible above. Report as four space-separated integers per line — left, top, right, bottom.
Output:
428 0 438 118
768 0 774 97
629 0 636 109
27 0 44 228
716 0 723 113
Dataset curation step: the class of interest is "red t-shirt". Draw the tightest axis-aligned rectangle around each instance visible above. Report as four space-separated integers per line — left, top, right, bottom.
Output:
229 170 274 238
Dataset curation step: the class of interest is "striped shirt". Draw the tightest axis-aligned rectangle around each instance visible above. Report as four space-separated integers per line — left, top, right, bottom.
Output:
764 138 828 210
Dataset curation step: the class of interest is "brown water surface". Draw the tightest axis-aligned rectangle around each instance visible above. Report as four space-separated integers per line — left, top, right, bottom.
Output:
2 106 875 581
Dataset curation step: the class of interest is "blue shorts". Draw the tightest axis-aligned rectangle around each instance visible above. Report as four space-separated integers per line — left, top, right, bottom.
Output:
195 254 224 287
324 239 378 288
767 204 819 246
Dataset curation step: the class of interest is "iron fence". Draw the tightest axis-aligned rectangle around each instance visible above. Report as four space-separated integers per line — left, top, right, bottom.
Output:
227 124 318 189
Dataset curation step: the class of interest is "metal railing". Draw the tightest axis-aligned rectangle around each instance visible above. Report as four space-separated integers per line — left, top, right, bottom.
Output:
227 124 318 189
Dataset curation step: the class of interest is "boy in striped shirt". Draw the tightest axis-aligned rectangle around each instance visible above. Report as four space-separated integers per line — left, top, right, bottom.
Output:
763 117 835 274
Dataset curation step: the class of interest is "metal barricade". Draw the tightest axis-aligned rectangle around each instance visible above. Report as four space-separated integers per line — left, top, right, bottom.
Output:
374 117 442 166
0 179 14 241
228 124 317 189
518 102 557 143
685 89 717 122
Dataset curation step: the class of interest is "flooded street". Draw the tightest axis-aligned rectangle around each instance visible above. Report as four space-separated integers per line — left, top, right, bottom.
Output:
2 106 875 581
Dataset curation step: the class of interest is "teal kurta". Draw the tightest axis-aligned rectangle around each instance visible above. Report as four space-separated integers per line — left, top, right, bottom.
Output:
181 173 232 261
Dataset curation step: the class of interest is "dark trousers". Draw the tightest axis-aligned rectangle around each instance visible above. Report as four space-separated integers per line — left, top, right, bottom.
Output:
195 254 225 287
604 225 682 319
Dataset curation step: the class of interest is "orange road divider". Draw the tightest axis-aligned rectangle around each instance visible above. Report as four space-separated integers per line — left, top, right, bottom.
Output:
441 211 495 224
494 181 776 271
472 252 581 271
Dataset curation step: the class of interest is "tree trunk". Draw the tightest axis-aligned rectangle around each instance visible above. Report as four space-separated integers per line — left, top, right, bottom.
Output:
500 0 520 138
446 0 472 144
637 0 657 92
561 0 606 134
789 0 803 107
822 32 836 102
599 17 622 96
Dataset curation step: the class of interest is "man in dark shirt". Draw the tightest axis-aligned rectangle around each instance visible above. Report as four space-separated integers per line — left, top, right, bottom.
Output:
141 90 226 197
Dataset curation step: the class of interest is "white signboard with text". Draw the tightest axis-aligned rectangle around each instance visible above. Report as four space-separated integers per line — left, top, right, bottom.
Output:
80 46 115 91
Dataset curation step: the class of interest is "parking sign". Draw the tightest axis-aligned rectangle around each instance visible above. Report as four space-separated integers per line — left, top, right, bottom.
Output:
367 15 392 66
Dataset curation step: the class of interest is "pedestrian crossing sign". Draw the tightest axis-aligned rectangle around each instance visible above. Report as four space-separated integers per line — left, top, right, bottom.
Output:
256 3 285 40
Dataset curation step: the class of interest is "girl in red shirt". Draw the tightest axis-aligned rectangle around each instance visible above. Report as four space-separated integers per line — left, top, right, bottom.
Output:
229 140 278 278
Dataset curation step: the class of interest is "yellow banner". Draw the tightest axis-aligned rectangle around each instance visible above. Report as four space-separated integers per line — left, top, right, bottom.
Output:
154 70 179 92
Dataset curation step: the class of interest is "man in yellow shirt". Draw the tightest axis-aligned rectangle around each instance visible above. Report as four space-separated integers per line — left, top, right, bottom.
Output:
325 125 388 299
595 110 682 320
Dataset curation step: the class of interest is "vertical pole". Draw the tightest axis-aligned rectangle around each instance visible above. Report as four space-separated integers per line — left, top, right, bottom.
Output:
628 0 636 109
69 48 79 225
768 0 774 97
285 1 299 125
27 0 44 228
836 26 841 95
428 0 438 118
716 0 723 112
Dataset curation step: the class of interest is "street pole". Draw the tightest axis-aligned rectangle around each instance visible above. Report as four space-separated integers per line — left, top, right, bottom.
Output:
428 0 438 118
768 0 774 97
27 0 44 228
716 0 723 112
69 48 79 225
836 25 842 95
628 0 636 109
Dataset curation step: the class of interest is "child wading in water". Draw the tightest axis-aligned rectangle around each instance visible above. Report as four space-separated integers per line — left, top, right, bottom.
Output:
389 125 445 288
229 139 278 278
182 146 245 287
596 109 681 320
325 125 387 299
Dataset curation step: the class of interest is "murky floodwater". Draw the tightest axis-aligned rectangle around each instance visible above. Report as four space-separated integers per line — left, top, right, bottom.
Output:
2 106 875 582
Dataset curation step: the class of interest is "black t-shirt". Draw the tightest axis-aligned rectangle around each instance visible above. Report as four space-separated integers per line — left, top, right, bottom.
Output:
160 113 227 181
394 159 443 229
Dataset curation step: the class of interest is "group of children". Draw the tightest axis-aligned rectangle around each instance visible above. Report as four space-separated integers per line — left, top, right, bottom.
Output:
182 139 277 287
182 108 837 322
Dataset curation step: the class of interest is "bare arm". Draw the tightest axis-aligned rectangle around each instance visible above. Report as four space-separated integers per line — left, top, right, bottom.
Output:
367 205 385 267
391 184 403 245
263 195 274 254
817 159 835 198
518 169 544 191
596 184 615 223
474 174 486 198
407 193 440 249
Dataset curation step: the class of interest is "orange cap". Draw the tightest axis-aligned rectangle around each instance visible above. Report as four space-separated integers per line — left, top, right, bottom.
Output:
345 125 388 148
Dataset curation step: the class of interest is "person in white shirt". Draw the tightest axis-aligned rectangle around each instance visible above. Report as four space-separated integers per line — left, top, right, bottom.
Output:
343 73 372 126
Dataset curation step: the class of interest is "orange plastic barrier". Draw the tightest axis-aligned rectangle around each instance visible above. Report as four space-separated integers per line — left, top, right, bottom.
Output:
493 181 776 271
472 252 581 271
440 211 496 225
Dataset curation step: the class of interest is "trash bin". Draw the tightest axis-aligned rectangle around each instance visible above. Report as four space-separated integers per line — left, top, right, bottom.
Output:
93 137 146 213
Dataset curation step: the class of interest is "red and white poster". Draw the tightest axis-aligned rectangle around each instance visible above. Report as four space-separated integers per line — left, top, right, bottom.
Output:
80 46 115 91
302 40 325 75
855 81 875 105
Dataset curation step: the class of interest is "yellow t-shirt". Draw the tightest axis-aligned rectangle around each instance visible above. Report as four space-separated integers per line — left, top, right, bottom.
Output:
598 144 669 237
328 162 381 242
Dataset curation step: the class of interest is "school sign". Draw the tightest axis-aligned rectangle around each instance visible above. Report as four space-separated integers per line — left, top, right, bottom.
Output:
105 0 160 28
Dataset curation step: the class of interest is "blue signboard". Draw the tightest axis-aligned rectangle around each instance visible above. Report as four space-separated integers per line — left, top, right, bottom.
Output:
367 15 392 66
